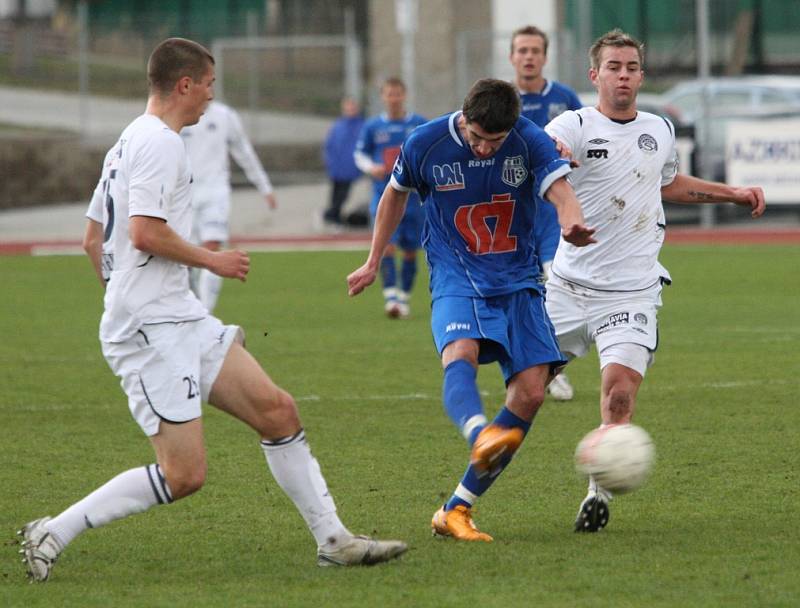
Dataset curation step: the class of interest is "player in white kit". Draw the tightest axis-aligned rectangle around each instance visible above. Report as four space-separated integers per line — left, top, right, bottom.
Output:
181 100 277 312
543 30 766 532
17 38 406 583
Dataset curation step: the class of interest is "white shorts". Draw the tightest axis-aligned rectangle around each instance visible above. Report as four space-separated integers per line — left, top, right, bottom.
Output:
545 276 663 377
192 193 230 244
102 317 244 436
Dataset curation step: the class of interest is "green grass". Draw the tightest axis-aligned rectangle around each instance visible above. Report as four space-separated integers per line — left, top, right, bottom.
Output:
1 246 798 607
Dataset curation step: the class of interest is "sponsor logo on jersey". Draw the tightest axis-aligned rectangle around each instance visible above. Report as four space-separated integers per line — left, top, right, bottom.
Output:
468 158 495 168
587 148 609 159
501 155 527 187
433 162 465 191
547 102 568 121
392 157 403 176
588 138 609 144
638 133 658 153
445 322 471 332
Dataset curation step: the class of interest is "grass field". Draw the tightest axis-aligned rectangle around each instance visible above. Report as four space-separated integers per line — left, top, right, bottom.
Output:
1 246 798 607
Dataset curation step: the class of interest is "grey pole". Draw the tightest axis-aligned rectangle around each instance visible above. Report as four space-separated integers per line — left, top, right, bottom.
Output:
395 0 417 112
78 0 89 142
696 0 716 227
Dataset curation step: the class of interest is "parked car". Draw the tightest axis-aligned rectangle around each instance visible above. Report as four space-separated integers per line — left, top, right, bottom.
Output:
691 103 800 182
661 76 800 125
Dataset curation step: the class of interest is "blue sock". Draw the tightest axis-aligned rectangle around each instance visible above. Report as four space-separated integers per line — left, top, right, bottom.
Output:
445 406 533 511
380 256 396 289
442 360 486 444
400 256 417 293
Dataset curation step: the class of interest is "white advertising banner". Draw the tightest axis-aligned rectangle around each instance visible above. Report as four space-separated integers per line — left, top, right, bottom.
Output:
726 119 800 204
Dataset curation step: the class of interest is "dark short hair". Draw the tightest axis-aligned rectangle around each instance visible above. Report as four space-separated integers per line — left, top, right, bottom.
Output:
462 78 520 134
510 25 549 54
147 37 214 95
589 29 644 70
381 76 406 92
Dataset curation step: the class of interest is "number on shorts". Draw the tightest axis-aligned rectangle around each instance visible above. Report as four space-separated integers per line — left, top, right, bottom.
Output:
183 375 199 400
453 194 518 254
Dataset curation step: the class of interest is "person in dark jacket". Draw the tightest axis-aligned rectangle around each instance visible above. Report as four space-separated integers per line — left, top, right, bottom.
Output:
323 97 364 225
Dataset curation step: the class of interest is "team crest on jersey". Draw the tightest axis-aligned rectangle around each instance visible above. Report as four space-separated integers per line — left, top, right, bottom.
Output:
547 103 568 121
501 156 527 187
433 162 465 191
638 134 658 153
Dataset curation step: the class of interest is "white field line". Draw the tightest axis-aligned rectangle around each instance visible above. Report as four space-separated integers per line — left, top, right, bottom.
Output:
8 379 796 412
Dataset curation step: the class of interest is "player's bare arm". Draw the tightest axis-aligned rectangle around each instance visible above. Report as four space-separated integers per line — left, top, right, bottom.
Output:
661 174 766 218
347 185 409 296
82 218 106 287
544 177 597 246
129 215 250 280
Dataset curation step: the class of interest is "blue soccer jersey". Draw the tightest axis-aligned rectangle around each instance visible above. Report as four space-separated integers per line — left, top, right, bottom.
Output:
355 112 427 212
390 112 570 300
519 80 582 126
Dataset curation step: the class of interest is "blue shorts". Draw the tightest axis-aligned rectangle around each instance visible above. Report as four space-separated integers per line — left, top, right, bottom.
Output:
534 197 560 266
370 195 423 250
431 290 567 383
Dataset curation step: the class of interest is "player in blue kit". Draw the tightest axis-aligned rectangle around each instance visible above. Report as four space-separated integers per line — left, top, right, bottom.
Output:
512 25 583 401
348 79 596 541
355 77 426 318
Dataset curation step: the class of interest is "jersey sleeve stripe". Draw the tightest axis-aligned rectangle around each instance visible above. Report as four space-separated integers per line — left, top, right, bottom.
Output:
538 163 571 199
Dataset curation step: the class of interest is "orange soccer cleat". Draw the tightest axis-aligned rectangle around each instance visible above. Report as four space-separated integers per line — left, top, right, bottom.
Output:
431 505 493 542
470 424 524 477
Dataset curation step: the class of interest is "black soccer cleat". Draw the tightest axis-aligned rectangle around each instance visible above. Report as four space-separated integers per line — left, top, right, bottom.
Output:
574 493 610 533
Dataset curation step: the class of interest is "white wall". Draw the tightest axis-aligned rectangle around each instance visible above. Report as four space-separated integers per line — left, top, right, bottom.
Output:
491 0 559 82
0 0 57 19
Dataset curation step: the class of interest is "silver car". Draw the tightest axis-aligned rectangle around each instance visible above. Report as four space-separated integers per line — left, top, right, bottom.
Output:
661 76 800 125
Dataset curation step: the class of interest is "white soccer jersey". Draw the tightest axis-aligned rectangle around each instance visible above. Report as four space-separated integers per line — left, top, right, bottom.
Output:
545 107 679 291
88 114 206 343
180 101 273 199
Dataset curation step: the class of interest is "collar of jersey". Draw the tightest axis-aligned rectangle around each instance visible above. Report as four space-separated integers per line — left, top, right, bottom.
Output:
448 111 464 147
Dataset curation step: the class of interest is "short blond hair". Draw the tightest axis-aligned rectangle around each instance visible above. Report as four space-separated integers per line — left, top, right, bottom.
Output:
589 29 644 70
510 25 549 54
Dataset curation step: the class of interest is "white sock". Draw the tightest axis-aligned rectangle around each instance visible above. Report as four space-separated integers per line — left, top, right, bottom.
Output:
44 464 172 548
260 430 350 548
196 269 222 312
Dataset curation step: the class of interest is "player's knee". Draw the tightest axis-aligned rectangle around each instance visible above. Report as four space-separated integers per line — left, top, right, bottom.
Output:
253 387 300 437
162 462 207 499
511 385 546 417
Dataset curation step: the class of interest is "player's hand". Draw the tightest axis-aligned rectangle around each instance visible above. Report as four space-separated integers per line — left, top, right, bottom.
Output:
347 263 377 296
210 249 250 281
265 193 277 210
369 166 387 180
562 224 597 247
731 186 766 218
552 136 580 168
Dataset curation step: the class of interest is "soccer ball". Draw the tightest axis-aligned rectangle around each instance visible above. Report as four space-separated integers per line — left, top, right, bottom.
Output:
574 424 655 494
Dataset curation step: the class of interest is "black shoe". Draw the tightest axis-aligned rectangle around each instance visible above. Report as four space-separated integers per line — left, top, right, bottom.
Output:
574 493 610 532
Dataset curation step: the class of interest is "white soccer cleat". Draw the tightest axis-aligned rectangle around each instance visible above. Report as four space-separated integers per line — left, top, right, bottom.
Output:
18 517 62 582
316 534 408 567
396 291 411 318
547 373 574 401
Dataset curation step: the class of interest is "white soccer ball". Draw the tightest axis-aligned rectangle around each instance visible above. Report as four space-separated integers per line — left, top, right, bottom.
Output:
574 424 655 494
